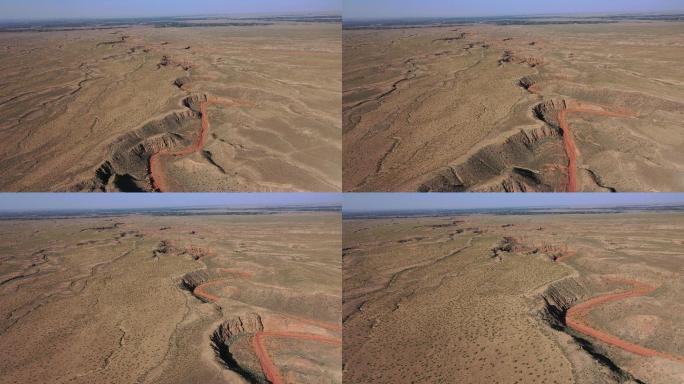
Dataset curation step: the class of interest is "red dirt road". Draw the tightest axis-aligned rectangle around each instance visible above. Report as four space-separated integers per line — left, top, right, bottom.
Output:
149 97 250 192
193 279 228 303
566 278 684 364
253 331 342 384
556 101 637 192
192 272 342 382
525 81 637 192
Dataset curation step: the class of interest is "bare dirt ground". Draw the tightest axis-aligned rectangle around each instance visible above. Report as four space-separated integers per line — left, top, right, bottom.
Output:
0 210 341 383
343 22 684 191
0 21 341 191
343 211 684 383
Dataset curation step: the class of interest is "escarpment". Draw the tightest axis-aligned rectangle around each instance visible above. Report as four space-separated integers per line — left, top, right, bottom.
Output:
180 269 212 293
417 96 579 192
418 124 564 192
539 278 589 330
518 75 539 90
539 279 644 382
211 313 267 384
69 95 208 192
533 99 567 127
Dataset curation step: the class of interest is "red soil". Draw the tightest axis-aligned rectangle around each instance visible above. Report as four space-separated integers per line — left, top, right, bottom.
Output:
193 279 226 302
193 271 342 380
217 268 254 279
527 83 541 94
556 108 579 192
149 97 251 192
524 79 637 192
253 331 342 384
566 277 684 364
556 101 637 192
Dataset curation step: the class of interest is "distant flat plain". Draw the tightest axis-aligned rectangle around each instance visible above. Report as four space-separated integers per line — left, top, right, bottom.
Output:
343 17 684 191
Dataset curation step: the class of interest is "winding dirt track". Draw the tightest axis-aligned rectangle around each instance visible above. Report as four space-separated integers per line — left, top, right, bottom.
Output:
193 274 342 382
193 279 227 303
253 331 342 384
149 97 250 192
566 278 684 364
526 80 636 192
555 101 637 192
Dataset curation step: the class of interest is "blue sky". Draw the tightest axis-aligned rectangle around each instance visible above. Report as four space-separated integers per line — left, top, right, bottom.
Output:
343 193 684 212
0 0 341 20
344 0 684 19
0 193 340 212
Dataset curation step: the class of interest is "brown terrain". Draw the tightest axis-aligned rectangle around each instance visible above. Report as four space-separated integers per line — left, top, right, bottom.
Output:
0 208 341 383
343 210 684 383
343 21 684 191
0 19 341 191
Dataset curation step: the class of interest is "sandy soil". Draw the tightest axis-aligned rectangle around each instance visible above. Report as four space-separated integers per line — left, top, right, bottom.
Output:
343 22 684 191
343 211 684 383
0 210 341 383
0 21 341 191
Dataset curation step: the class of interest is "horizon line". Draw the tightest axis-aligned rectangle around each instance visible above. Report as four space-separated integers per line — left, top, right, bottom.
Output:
342 201 684 213
0 11 342 23
0 201 342 214
343 10 684 21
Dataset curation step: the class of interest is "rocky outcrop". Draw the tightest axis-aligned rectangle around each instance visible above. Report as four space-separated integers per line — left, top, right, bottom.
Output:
490 236 574 262
69 95 208 192
499 50 544 67
518 75 538 90
153 240 174 259
211 313 266 384
533 99 567 128
157 55 193 71
183 94 207 113
539 279 644 382
537 243 573 261
418 125 562 192
491 236 529 257
180 270 211 292
174 76 190 89
539 277 588 329
212 313 264 343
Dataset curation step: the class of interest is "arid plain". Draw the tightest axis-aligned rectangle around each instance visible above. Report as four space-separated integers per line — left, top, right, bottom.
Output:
0 208 341 383
343 20 684 191
343 210 684 383
0 18 341 191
